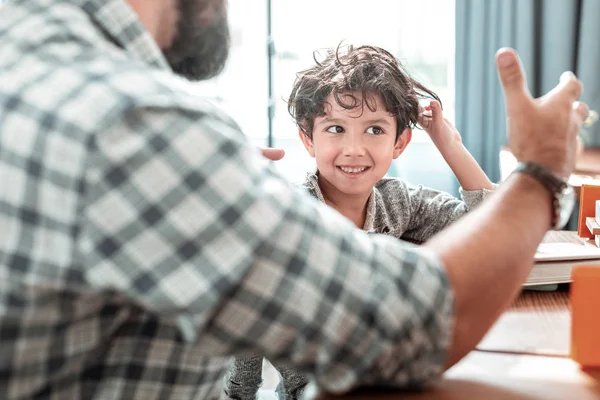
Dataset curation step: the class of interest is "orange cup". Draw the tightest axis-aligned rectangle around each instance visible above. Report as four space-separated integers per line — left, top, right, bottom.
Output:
570 265 600 368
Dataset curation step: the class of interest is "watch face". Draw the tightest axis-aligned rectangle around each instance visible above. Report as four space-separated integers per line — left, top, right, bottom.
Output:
558 185 576 229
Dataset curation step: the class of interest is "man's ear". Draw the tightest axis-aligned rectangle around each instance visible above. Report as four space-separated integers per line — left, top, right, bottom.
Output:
298 130 315 157
393 128 412 159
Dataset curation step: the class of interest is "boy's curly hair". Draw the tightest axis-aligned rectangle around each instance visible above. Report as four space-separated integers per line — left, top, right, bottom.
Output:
288 44 441 141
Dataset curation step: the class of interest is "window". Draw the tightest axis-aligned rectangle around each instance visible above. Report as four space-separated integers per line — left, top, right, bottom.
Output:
196 1 456 186
190 1 270 150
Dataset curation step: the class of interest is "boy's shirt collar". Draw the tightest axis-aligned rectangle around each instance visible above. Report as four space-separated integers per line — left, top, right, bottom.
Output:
304 171 381 233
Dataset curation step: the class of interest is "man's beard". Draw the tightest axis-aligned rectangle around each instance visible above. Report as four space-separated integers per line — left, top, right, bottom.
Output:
164 0 230 81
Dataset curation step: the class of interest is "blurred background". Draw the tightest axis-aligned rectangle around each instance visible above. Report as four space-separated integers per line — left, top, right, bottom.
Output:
192 0 458 192
192 0 600 196
4 0 594 195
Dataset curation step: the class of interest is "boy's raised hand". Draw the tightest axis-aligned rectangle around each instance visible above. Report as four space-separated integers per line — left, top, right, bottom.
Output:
418 99 495 191
418 100 462 150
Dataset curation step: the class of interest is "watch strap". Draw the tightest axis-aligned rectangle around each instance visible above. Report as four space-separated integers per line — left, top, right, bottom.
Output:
512 162 566 229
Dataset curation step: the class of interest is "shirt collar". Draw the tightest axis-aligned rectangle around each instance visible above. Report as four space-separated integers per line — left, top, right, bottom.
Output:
305 171 378 232
70 0 171 71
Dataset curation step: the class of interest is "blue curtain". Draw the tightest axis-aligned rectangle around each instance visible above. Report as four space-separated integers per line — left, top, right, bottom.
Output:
456 0 600 183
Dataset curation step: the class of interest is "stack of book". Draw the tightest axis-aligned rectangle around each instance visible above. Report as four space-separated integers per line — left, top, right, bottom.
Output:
526 230 600 287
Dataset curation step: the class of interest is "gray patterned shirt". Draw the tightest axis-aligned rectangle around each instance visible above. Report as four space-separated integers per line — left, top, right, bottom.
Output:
303 172 495 242
1 0 454 398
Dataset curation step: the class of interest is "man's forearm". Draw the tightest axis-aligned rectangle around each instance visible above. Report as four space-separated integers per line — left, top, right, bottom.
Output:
424 172 552 368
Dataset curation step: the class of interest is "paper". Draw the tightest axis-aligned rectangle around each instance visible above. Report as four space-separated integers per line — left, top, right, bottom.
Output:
534 231 600 262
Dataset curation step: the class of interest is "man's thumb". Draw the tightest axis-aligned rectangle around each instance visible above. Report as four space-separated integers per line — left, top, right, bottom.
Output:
496 48 531 106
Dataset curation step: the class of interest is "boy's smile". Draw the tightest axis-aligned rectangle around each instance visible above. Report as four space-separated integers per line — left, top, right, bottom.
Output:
337 165 371 176
300 92 411 205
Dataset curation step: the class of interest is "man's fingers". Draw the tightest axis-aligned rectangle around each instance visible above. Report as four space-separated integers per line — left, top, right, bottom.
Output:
573 101 590 126
495 48 531 106
584 110 599 128
260 147 285 161
558 71 583 102
542 72 584 106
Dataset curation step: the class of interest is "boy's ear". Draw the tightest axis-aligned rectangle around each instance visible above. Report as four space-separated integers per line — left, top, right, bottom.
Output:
298 130 315 157
393 128 412 159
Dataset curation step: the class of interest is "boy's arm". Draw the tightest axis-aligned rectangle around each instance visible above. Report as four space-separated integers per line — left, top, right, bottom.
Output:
397 181 474 242
420 101 495 191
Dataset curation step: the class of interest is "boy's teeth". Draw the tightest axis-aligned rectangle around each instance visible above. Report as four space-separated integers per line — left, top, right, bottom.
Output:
340 166 367 173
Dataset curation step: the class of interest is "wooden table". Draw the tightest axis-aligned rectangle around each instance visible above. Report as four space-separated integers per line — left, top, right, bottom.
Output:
303 288 600 400
476 288 570 356
306 352 600 400
500 147 600 197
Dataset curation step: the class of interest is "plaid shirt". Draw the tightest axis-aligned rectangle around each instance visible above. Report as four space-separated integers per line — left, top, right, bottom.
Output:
0 0 454 399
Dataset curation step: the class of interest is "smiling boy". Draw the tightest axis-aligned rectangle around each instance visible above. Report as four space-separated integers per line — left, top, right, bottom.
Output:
295 45 495 239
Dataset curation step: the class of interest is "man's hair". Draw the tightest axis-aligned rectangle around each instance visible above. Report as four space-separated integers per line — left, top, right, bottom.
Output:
288 44 441 141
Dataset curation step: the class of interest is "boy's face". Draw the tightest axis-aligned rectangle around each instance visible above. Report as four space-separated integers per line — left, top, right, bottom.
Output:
300 92 411 198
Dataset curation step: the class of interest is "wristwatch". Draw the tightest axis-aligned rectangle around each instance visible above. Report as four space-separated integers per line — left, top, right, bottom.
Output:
513 162 575 230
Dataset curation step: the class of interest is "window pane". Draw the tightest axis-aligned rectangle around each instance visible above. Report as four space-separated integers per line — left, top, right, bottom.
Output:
191 0 269 147
271 0 455 184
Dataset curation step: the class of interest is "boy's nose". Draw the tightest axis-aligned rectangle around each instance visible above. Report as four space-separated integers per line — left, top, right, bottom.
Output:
342 135 366 156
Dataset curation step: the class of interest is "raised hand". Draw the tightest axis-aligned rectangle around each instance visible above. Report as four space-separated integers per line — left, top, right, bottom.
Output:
418 100 461 149
496 48 589 178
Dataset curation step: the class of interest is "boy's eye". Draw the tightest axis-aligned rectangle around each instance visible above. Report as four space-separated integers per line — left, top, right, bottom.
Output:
326 125 344 134
366 126 383 135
